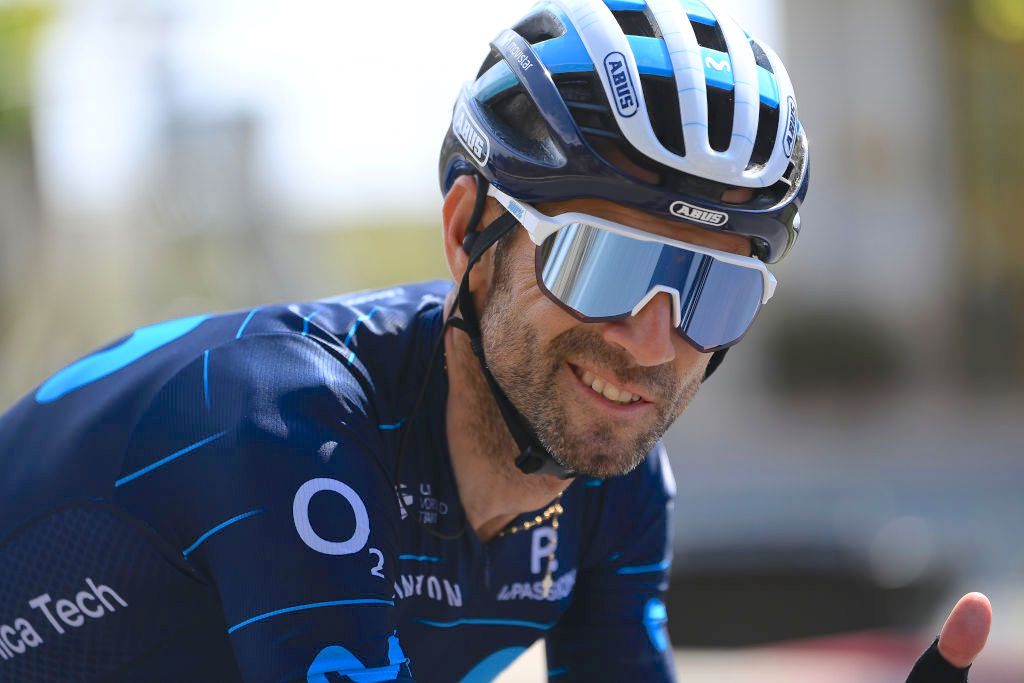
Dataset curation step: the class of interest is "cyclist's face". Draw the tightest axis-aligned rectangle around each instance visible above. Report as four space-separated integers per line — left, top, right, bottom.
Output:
479 198 752 479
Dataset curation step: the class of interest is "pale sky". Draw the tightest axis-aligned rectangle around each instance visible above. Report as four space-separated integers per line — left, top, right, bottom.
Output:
33 0 781 222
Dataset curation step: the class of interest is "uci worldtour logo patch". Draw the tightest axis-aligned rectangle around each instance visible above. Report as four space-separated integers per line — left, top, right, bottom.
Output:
783 96 798 158
670 201 729 227
603 52 638 118
453 104 490 166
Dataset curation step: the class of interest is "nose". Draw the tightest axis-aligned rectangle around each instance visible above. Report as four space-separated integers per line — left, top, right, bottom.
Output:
601 291 677 367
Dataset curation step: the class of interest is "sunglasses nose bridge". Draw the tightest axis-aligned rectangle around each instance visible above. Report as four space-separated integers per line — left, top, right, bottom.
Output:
630 285 683 330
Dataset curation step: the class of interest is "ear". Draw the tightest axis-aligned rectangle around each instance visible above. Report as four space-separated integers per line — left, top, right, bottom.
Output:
441 174 494 292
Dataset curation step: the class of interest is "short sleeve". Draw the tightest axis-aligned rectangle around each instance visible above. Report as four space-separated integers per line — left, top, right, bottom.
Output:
546 445 676 681
114 333 414 682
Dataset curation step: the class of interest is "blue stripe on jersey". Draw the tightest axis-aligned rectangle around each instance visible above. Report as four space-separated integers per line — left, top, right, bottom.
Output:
228 598 395 635
398 555 441 563
202 349 211 411
235 307 261 338
182 508 264 558
616 558 671 575
643 598 670 652
460 647 528 683
417 618 554 630
301 309 320 337
307 646 401 682
342 306 381 348
35 314 210 404
114 431 228 488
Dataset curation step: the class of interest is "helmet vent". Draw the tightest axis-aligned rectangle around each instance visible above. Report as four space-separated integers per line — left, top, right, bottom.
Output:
749 39 774 72
513 10 567 45
707 89 735 153
690 21 726 51
555 74 622 141
639 75 686 157
748 102 780 168
611 10 659 38
484 87 562 165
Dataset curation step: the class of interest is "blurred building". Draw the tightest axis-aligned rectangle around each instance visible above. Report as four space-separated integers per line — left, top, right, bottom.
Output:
664 0 1024 656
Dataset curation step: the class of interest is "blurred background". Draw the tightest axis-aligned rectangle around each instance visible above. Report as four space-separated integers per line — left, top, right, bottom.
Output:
0 0 1021 680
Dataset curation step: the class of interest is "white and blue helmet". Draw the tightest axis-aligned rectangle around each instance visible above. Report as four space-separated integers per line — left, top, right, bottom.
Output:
440 0 809 262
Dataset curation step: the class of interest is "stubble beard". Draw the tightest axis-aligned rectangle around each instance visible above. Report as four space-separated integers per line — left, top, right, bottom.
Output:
473 264 704 480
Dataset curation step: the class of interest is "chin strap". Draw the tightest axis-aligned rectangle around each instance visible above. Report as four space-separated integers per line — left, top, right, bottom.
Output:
704 348 728 381
448 173 576 480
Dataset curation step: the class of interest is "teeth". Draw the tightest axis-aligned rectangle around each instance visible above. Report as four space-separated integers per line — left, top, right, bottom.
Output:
575 367 641 405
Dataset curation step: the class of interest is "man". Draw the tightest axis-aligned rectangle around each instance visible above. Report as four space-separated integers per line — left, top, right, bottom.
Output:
0 0 991 681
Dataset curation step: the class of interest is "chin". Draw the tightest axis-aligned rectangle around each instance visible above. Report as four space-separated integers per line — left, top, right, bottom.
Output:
542 429 656 480
569 453 645 480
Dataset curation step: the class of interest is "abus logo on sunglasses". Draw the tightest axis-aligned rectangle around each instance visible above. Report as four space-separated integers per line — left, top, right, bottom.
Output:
453 105 490 166
670 201 729 227
603 52 638 118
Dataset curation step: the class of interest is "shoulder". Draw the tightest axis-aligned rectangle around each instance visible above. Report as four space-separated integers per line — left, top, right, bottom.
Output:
118 282 452 497
126 280 452 451
114 330 403 559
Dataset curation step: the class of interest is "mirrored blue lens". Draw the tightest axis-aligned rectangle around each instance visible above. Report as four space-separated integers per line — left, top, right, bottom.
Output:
681 260 763 351
537 223 764 351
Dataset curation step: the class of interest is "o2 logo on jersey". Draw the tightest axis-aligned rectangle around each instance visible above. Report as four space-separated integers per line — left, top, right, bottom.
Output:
292 478 370 556
604 52 638 118
453 104 490 166
783 96 798 158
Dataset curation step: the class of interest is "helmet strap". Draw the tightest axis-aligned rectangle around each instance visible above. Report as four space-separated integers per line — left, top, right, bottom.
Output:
446 174 576 480
704 349 728 381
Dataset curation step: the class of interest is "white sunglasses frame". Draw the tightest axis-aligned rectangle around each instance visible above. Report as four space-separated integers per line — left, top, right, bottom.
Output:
486 185 777 332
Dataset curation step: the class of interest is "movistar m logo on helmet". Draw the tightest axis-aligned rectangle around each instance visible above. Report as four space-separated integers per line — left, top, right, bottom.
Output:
453 104 490 166
783 96 798 158
603 52 638 118
669 201 729 227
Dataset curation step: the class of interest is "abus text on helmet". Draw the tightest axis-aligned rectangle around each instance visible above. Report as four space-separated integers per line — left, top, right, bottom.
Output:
453 105 490 166
669 201 729 227
603 52 638 118
783 97 798 158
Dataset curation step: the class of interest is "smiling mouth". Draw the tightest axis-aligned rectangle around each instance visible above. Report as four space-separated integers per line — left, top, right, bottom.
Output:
570 365 644 405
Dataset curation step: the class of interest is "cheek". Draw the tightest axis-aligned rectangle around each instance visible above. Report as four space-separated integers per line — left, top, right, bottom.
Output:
673 338 711 381
515 275 580 344
503 246 578 337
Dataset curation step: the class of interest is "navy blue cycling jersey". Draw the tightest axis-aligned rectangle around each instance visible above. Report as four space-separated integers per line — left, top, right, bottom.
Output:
0 281 677 682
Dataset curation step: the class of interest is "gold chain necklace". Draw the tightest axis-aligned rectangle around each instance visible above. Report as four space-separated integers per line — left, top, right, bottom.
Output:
496 493 564 598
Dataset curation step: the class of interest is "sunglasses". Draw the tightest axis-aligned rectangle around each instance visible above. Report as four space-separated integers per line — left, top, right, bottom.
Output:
487 186 777 353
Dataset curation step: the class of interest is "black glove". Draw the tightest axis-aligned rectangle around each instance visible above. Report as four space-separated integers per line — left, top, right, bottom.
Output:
906 637 971 683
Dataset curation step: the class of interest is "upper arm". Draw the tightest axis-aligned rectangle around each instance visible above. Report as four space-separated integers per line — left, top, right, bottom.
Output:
546 446 676 682
114 333 413 681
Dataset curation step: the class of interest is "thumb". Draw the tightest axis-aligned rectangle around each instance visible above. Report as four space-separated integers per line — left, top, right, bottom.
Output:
906 592 992 683
937 592 992 668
